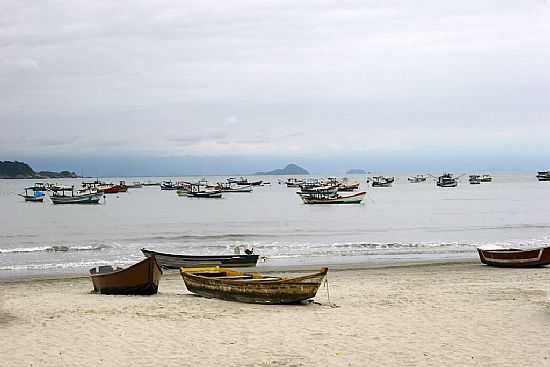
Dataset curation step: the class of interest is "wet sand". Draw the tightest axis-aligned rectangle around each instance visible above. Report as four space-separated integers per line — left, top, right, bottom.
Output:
1 262 550 366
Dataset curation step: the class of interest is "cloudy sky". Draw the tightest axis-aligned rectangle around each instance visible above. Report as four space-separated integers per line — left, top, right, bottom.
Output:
1 1 549 174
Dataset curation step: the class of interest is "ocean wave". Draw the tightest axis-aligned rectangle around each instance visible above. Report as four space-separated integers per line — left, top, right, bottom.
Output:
0 244 112 254
139 233 274 242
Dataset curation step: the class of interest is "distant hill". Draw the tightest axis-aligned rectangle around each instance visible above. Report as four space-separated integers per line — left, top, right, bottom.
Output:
0 161 78 179
255 163 309 175
346 169 367 174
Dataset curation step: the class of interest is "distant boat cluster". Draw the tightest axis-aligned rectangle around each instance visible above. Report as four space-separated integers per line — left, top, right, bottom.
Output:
16 170 550 206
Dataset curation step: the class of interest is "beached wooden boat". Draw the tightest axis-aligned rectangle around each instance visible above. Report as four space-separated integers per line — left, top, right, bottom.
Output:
141 248 259 269
301 191 366 204
89 256 162 295
477 245 550 267
180 267 328 304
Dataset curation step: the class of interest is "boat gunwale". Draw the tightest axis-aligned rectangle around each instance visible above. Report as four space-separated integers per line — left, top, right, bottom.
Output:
90 256 163 279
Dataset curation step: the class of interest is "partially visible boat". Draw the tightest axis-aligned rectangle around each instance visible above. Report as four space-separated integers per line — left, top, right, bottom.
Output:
285 178 305 187
297 185 339 196
214 183 253 193
160 181 178 190
436 173 458 187
141 249 259 269
480 174 493 183
536 171 550 181
301 191 366 204
51 187 102 204
408 175 427 183
180 267 328 304
371 176 393 187
89 256 162 295
18 187 45 202
469 175 481 184
477 245 550 267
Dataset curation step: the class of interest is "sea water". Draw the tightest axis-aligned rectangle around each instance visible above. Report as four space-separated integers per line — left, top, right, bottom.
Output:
1 172 550 278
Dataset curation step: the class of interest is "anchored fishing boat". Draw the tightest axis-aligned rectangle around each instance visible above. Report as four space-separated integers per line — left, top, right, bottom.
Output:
214 183 253 193
160 181 178 190
180 267 328 304
436 173 458 187
469 175 481 184
408 175 427 183
297 185 339 196
89 256 162 295
477 245 550 267
480 174 493 182
18 187 45 202
50 187 102 204
301 191 366 204
536 171 550 181
141 248 259 269
371 176 393 187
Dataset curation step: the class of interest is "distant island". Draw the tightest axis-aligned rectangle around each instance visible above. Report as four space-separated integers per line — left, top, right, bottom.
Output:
0 161 79 179
346 169 367 174
255 163 310 175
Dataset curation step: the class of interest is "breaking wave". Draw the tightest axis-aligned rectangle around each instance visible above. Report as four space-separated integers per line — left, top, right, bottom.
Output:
0 244 112 254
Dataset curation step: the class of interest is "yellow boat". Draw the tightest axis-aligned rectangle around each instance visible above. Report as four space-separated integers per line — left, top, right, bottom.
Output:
180 266 328 304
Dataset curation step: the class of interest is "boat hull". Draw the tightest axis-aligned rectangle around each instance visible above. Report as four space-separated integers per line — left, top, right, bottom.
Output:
51 193 102 204
302 192 366 204
90 256 162 295
477 247 550 267
180 267 328 304
141 249 259 269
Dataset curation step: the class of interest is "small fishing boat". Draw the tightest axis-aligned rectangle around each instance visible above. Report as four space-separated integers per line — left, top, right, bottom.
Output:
408 175 427 183
214 183 253 193
89 256 162 295
297 185 339 196
480 174 493 183
436 173 458 187
469 175 481 184
477 245 550 267
48 183 73 192
536 171 550 181
301 191 366 204
102 184 121 194
371 176 393 187
141 248 259 269
160 181 178 190
338 178 360 191
187 191 222 198
142 182 161 186
285 178 305 187
50 187 102 204
18 187 45 202
30 182 49 191
180 267 328 304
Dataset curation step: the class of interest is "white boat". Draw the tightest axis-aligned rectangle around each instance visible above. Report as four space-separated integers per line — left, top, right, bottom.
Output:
408 175 427 183
436 173 458 187
301 191 366 204
51 191 102 204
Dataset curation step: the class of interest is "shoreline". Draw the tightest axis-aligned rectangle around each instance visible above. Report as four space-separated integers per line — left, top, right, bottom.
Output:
0 257 479 283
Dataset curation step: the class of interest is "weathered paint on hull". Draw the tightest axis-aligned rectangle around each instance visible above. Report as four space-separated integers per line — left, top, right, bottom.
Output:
142 249 259 269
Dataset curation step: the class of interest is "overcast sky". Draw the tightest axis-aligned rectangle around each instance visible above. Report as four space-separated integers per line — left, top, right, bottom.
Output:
1 1 549 174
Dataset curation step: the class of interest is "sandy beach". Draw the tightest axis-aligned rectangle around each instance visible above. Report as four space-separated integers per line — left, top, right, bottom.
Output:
1 262 550 366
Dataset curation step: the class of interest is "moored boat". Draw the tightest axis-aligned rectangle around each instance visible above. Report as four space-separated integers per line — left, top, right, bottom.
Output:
480 174 493 182
469 175 481 184
89 256 162 295
371 176 393 187
408 175 427 183
51 187 102 204
536 171 550 181
477 245 550 267
180 267 328 304
160 181 178 190
436 173 458 187
301 191 366 204
18 187 45 202
141 248 259 269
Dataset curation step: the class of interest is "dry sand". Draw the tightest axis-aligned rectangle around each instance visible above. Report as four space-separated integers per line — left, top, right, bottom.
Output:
1 262 550 367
